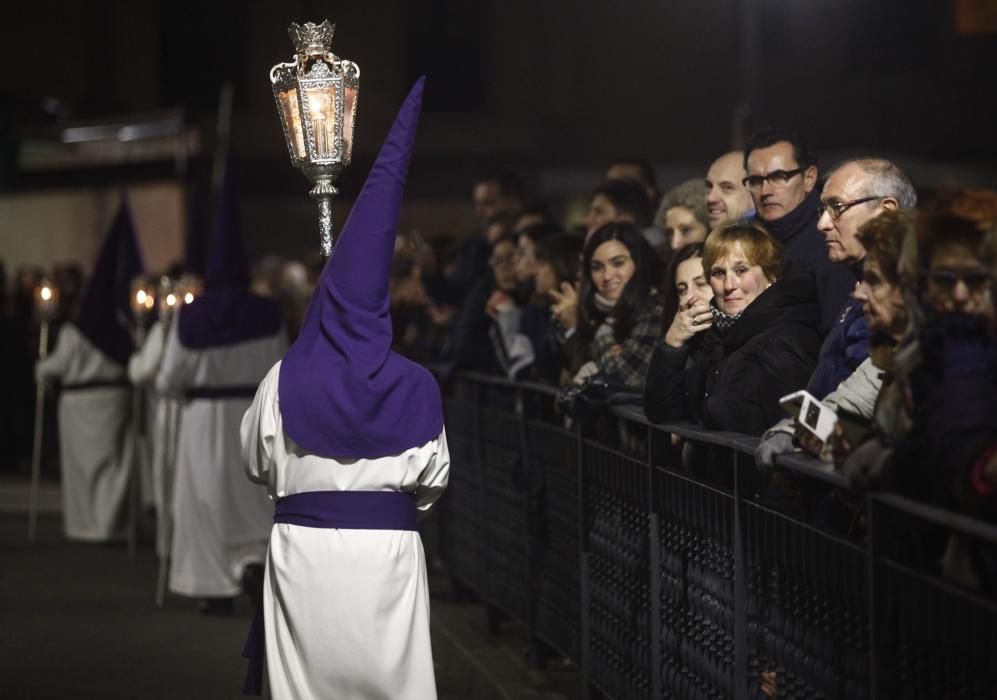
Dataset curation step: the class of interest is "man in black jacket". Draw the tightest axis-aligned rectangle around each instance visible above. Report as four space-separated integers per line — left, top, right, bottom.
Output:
744 128 856 336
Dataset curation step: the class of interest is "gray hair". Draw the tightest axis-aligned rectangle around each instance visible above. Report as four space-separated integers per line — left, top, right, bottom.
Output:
827 158 918 208
655 178 710 231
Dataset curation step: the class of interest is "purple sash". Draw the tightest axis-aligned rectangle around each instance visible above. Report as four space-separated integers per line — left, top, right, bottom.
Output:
242 490 418 695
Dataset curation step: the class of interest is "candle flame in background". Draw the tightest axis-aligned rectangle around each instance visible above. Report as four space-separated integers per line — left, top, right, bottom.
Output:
166 293 177 307
136 290 148 306
144 295 155 310
40 286 52 302
184 292 194 304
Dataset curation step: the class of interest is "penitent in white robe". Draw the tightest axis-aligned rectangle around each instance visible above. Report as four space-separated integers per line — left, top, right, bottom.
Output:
36 324 133 542
240 361 450 700
156 319 286 598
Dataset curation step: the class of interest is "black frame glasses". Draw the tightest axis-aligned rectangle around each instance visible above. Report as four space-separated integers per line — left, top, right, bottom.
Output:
742 167 806 191
817 196 881 221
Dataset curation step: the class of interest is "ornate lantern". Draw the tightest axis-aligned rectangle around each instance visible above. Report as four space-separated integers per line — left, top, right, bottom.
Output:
270 20 360 257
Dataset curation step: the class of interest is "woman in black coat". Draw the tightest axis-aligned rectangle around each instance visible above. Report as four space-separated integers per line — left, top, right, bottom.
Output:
643 221 822 436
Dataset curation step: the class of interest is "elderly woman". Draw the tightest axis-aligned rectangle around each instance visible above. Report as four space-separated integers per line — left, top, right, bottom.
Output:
643 221 822 435
556 222 663 391
656 178 712 253
846 192 997 512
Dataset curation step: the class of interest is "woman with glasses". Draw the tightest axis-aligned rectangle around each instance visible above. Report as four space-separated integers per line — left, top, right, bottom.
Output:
565 222 663 391
845 191 997 520
643 221 822 439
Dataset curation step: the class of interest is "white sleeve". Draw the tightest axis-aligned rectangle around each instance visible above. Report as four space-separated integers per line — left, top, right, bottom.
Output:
128 321 166 385
154 318 194 396
823 358 882 420
35 324 79 384
241 364 280 486
415 428 450 513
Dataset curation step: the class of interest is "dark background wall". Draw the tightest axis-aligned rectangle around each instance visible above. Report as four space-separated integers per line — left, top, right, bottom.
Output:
1 0 996 259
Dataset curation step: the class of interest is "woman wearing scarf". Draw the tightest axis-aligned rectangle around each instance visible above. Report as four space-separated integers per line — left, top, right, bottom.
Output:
239 78 449 698
155 161 286 614
36 201 143 542
643 221 822 436
562 222 663 390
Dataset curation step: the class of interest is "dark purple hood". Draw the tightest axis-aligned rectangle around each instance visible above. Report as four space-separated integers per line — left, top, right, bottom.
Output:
177 157 282 349
77 199 145 365
278 77 444 459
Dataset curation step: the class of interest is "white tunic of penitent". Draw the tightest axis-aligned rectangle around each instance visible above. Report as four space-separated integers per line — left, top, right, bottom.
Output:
156 317 286 597
36 323 132 541
241 361 451 700
127 319 176 557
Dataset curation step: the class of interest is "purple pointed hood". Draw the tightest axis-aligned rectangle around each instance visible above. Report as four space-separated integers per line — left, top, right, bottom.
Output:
77 198 145 366
278 77 443 459
177 157 282 349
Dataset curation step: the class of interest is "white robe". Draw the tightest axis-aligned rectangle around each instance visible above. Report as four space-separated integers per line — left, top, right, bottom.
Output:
241 361 450 700
156 317 286 597
36 324 132 542
128 319 176 557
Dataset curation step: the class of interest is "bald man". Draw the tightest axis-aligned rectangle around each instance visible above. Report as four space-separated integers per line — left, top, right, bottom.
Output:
704 151 754 228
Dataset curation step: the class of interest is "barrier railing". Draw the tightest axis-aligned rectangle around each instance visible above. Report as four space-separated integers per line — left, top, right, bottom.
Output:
439 371 997 700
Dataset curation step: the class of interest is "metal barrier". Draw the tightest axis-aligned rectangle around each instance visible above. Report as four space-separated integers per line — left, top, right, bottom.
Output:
440 371 997 700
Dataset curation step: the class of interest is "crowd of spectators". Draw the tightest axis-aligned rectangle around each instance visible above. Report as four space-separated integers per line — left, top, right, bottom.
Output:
4 126 995 583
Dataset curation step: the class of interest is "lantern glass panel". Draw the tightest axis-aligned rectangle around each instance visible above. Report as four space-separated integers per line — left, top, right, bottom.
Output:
343 85 357 160
305 85 339 159
278 88 306 159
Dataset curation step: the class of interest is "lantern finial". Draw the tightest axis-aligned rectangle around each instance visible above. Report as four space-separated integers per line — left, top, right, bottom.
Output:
289 21 335 56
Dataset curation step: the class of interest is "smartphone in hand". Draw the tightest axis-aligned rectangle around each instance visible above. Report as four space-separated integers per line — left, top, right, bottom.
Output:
779 390 838 443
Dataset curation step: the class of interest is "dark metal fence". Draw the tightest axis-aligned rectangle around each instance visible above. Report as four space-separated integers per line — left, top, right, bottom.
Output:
440 372 997 700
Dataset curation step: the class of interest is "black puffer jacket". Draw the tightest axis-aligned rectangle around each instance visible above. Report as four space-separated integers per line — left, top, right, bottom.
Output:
643 270 822 436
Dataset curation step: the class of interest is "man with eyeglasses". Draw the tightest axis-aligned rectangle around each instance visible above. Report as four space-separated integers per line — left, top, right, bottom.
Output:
743 128 857 336
755 157 917 471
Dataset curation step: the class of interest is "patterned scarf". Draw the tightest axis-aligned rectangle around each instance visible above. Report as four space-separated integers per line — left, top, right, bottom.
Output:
710 302 743 334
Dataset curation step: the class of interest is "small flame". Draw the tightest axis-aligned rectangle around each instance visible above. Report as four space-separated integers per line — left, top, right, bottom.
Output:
136 290 148 305
40 286 52 302
144 296 155 310
184 292 194 304
166 293 177 307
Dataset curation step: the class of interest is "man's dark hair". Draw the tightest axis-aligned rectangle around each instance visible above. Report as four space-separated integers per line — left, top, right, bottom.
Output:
609 159 658 194
591 178 653 228
476 170 526 202
744 127 817 171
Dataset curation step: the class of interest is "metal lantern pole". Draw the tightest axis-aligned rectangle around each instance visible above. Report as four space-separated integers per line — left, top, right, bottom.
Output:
156 276 196 605
127 279 156 560
27 280 58 542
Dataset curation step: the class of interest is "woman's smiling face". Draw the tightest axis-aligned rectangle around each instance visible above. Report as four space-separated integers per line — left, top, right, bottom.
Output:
589 239 635 302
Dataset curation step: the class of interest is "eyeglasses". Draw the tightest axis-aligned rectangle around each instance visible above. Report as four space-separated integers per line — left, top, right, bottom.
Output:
817 196 881 221
742 167 805 191
926 267 991 291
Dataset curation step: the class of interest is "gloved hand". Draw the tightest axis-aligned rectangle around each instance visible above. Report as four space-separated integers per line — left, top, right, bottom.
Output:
754 431 795 471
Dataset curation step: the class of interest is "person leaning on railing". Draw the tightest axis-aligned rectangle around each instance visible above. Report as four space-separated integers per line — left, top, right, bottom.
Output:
642 221 822 436
557 221 664 390
841 191 997 519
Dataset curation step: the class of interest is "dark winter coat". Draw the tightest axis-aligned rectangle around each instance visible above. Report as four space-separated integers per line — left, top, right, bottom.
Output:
643 270 823 436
